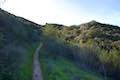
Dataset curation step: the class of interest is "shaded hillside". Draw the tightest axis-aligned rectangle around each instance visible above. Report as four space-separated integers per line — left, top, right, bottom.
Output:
0 8 41 80
39 36 107 80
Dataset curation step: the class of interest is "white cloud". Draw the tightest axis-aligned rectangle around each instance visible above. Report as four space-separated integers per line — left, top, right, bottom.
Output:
1 0 120 26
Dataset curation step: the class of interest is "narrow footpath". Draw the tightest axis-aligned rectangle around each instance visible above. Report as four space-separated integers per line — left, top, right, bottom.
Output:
32 44 43 80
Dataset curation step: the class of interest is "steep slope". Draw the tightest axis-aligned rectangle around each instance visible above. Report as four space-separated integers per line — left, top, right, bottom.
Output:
0 8 41 80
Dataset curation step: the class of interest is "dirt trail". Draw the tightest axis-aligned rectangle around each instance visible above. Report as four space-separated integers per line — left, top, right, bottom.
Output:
32 44 43 80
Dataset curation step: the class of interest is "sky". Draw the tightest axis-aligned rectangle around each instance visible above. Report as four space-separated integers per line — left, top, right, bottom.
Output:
1 0 120 26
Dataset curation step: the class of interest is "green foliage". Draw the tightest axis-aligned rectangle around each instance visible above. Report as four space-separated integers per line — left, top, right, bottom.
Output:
99 49 120 69
43 24 59 37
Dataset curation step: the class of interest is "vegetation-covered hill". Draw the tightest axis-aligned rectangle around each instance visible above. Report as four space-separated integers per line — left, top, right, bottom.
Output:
0 8 120 80
42 21 120 80
0 8 41 80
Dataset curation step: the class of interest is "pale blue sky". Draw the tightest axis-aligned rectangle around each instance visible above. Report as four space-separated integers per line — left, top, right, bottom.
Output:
1 0 120 26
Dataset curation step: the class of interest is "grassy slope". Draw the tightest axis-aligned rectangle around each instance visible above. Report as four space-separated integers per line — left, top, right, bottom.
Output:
19 43 39 80
40 54 104 80
38 38 105 80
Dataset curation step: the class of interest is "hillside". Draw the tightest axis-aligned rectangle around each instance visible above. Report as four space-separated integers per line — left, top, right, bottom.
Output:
0 8 41 80
0 8 120 80
42 21 120 80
